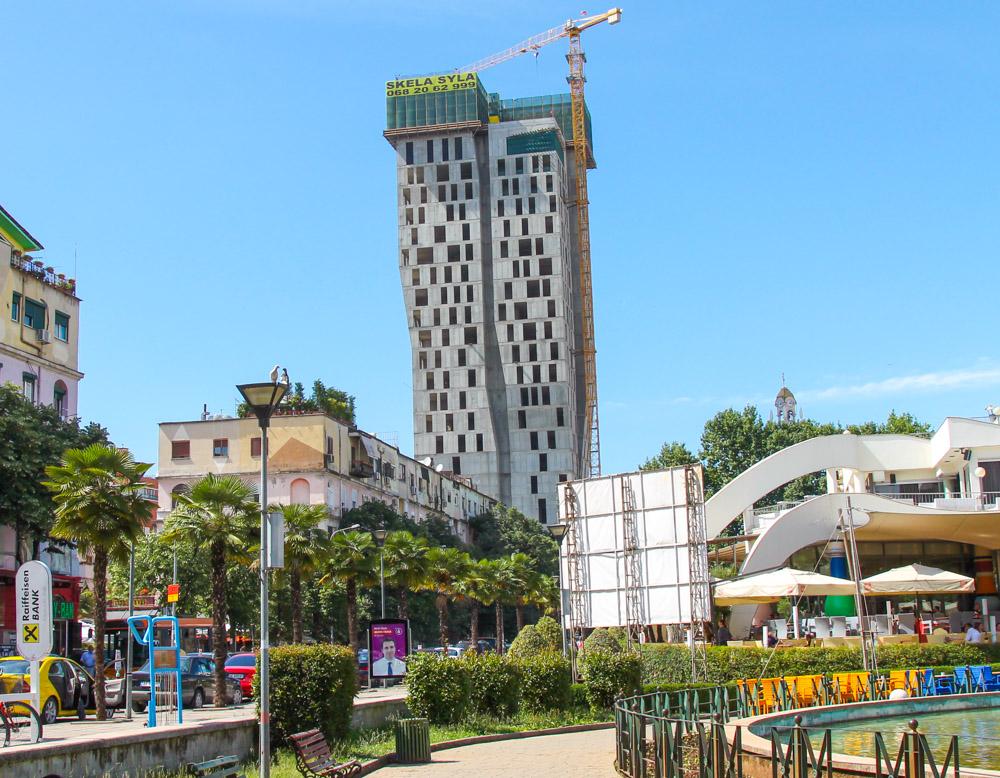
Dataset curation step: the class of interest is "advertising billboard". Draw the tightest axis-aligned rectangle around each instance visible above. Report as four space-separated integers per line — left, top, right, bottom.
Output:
385 72 477 98
368 619 409 679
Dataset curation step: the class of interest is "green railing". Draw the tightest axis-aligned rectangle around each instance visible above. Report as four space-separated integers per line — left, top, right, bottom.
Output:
614 688 962 778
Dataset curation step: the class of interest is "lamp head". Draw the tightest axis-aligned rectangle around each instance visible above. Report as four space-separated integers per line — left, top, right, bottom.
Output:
237 380 288 426
549 523 568 543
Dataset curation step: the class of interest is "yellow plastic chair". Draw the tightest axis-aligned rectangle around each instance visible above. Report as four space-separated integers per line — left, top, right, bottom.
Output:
888 670 917 696
831 672 856 702
759 677 784 712
852 671 872 700
790 674 824 707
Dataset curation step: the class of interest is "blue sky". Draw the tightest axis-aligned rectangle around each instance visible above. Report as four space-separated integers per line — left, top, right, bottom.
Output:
4 1 999 473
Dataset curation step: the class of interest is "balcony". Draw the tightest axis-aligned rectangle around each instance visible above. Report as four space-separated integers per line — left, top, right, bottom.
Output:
350 460 374 478
10 255 77 295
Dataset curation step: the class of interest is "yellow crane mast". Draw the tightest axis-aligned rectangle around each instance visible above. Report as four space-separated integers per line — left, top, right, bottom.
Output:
458 8 622 478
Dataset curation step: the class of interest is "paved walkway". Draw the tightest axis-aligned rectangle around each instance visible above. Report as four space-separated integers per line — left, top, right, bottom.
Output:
373 728 618 777
8 684 407 749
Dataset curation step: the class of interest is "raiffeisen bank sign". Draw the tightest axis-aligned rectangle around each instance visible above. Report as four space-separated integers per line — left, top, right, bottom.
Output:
16 560 52 661
386 72 477 97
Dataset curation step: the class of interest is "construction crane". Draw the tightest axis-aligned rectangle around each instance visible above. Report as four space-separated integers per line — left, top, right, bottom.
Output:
457 8 622 478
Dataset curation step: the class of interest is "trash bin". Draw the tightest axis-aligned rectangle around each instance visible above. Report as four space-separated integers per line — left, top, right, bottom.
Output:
394 717 431 763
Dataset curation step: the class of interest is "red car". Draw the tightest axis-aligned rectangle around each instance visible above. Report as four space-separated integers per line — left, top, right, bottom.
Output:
224 653 257 697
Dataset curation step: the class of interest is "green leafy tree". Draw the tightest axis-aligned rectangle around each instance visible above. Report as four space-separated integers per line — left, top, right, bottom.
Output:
43 444 150 720
699 405 769 497
382 530 429 620
323 530 378 652
420 547 472 649
161 474 258 707
0 384 108 563
470 504 558 575
849 410 933 436
640 441 697 471
274 503 331 643
109 532 211 616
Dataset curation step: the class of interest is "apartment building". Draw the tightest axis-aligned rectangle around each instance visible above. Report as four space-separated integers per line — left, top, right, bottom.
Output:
385 75 596 523
157 411 495 543
0 203 81 417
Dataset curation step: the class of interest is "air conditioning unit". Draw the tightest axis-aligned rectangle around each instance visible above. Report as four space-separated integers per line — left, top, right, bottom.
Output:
35 330 51 344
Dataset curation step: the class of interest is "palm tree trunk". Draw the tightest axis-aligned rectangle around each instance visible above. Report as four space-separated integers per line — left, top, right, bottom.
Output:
211 539 228 707
398 587 409 620
290 569 303 644
470 601 480 648
495 602 504 655
93 547 108 720
516 601 525 634
436 593 449 650
346 577 358 652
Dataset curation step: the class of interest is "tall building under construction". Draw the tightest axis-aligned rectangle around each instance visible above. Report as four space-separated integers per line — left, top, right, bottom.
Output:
384 74 598 523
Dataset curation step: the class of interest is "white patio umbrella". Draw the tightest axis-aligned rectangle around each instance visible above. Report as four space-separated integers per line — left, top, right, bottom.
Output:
713 567 858 639
860 564 974 596
713 567 858 605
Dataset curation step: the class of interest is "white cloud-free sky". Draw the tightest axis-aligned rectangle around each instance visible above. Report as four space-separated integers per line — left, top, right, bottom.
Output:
4 1 999 472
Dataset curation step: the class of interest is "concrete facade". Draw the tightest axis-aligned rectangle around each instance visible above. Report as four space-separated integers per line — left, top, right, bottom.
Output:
387 113 588 524
157 412 495 543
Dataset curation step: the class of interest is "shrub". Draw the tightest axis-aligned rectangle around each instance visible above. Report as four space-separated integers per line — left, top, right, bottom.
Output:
639 643 1000 685
534 616 563 651
570 682 588 709
516 651 572 712
582 649 642 710
507 624 541 658
264 644 357 745
509 617 563 658
464 651 521 718
583 627 628 655
406 653 471 724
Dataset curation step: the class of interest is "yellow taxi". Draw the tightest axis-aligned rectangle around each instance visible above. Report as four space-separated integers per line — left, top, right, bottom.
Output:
0 655 96 724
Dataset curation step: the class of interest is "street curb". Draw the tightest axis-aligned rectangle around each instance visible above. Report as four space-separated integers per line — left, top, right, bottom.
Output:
358 720 614 775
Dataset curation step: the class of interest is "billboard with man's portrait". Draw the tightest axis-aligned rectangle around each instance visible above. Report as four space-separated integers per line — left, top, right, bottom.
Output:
368 619 409 679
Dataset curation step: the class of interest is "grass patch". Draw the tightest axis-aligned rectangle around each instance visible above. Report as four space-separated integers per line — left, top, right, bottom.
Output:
240 707 609 777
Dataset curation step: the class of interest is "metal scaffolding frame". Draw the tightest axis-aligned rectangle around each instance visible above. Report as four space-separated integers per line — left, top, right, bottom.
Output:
621 476 645 648
563 484 588 679
685 465 710 681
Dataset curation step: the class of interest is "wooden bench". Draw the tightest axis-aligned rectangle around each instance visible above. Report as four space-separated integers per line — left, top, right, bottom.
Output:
288 728 362 778
187 755 244 778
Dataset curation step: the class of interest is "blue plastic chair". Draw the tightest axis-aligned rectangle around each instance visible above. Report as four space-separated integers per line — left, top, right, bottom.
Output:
970 665 1000 691
919 669 938 696
952 666 970 693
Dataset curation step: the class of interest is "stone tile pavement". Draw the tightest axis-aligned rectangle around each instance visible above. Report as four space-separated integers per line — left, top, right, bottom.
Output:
372 728 618 777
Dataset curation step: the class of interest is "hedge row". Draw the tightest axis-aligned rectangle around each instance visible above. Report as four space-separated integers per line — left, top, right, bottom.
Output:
261 644 357 745
407 650 574 724
641 643 1000 684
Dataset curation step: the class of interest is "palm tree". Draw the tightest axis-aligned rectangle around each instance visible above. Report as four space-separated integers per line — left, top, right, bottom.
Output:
161 474 257 708
507 552 541 634
420 547 471 650
382 531 429 620
486 557 514 653
454 559 491 648
531 574 560 619
43 444 151 720
272 503 331 643
323 530 377 652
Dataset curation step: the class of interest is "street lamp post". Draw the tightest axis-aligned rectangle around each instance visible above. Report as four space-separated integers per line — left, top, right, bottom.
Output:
548 524 570 664
236 377 289 778
373 528 388 620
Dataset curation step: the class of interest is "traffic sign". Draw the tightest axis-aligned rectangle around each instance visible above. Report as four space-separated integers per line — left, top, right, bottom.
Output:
16 561 52 661
167 584 180 603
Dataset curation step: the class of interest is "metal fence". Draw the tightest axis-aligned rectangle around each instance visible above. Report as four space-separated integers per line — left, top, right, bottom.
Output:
614 689 961 778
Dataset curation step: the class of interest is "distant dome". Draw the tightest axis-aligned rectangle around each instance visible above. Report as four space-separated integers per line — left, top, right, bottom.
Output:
776 386 795 401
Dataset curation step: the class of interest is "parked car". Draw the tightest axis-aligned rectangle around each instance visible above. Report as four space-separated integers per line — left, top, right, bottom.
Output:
130 654 243 712
223 653 257 698
0 655 95 725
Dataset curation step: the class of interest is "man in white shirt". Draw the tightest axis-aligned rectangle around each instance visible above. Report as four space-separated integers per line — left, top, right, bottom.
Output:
965 622 983 643
371 638 407 676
